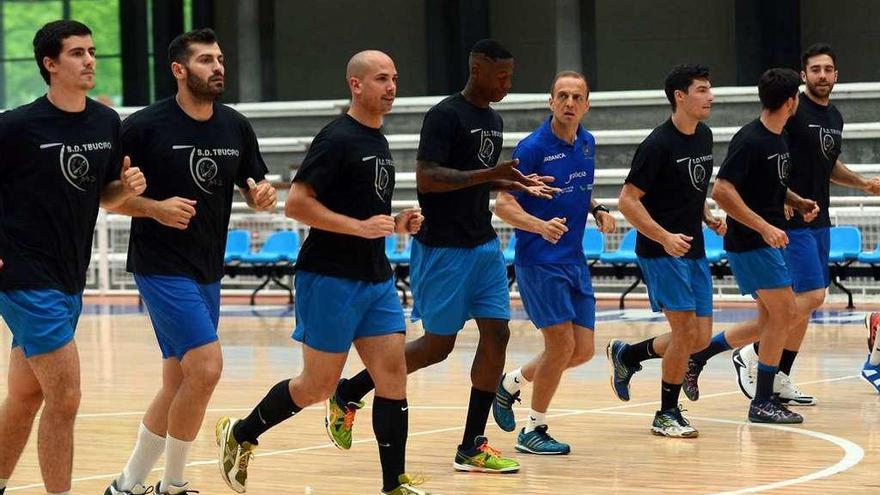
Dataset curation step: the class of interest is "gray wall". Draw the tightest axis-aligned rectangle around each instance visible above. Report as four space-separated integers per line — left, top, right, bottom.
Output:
801 0 880 82
272 0 428 100
594 0 737 90
489 0 558 93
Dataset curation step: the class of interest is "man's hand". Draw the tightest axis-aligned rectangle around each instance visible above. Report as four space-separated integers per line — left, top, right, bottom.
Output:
121 156 146 196
540 217 568 244
395 207 424 234
490 159 545 187
246 178 277 211
705 214 727 236
510 181 560 199
595 210 616 233
760 225 789 248
152 197 197 230
864 176 880 196
358 214 395 239
661 232 692 257
796 198 820 223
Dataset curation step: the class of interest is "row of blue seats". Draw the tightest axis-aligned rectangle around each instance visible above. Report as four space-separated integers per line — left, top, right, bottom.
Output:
224 226 878 267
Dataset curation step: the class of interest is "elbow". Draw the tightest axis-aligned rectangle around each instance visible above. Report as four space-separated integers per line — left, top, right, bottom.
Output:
284 196 301 221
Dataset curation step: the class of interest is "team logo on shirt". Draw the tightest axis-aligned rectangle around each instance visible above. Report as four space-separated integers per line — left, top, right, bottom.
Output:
363 155 394 202
173 145 240 194
40 141 110 191
768 152 791 184
543 153 566 163
808 124 842 160
471 128 504 167
582 142 592 158
675 154 713 192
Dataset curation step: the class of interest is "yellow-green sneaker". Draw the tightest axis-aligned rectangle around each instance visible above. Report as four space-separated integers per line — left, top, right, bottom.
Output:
215 417 256 493
452 436 520 473
381 474 431 494
325 387 364 450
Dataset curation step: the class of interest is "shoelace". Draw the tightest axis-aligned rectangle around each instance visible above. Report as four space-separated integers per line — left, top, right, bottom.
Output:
398 474 428 494
238 446 255 473
477 442 503 458
674 405 691 426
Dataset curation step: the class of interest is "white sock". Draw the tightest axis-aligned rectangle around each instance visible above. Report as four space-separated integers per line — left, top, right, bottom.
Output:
524 409 546 433
118 423 166 491
871 335 880 366
161 435 193 490
502 368 529 394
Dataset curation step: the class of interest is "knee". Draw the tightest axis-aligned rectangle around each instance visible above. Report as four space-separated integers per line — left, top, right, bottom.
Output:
546 335 576 362
9 386 44 413
568 344 594 367
44 386 81 417
804 291 826 312
426 340 456 366
692 332 712 352
185 357 223 392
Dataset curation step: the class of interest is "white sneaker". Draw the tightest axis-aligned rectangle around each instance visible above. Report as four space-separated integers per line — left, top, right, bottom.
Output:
155 481 198 494
105 480 154 495
732 344 757 399
775 372 817 406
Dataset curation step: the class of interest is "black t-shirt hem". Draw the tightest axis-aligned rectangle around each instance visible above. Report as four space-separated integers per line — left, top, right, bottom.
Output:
295 267 393 284
414 230 497 249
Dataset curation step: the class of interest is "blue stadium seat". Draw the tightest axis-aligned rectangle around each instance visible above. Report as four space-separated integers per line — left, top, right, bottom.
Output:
703 227 727 263
387 235 412 265
241 230 300 264
829 226 862 263
503 235 516 264
858 242 880 264
599 229 638 265
583 228 604 261
224 229 250 264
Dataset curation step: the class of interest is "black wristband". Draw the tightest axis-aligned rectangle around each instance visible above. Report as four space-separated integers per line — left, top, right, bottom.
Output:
591 204 610 215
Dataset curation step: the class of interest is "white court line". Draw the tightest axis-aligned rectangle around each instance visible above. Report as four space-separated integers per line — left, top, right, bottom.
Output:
6 374 865 492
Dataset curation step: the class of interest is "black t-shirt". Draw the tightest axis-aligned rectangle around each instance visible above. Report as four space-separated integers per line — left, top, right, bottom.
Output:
415 93 504 248
0 96 121 294
785 92 844 229
625 119 713 259
123 98 268 283
293 114 394 283
716 119 791 253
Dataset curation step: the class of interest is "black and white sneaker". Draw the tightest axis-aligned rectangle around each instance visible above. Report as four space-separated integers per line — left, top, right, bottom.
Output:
748 396 804 424
682 358 704 401
732 346 757 399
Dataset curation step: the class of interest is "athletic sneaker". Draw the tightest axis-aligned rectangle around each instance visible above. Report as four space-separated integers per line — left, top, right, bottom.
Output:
682 358 704 401
492 374 521 432
861 355 880 394
381 474 431 495
325 383 365 450
515 425 571 455
154 481 199 494
453 436 520 473
866 312 879 352
776 371 816 406
606 339 642 402
651 406 698 438
215 417 256 493
104 480 154 494
748 396 803 424
732 345 757 399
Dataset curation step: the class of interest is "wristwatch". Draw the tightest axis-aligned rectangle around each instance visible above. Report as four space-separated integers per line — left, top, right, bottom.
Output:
591 204 610 215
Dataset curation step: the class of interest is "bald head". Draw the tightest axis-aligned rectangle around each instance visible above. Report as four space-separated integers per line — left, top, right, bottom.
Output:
346 50 393 80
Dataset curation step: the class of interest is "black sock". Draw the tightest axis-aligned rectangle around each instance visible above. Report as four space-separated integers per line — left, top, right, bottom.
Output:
779 349 798 376
338 371 376 404
233 379 302 444
660 381 682 411
621 337 657 367
690 332 732 365
755 363 777 402
460 387 494 450
373 396 408 493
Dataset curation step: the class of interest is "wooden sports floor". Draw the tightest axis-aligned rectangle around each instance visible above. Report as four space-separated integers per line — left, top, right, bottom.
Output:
0 301 878 494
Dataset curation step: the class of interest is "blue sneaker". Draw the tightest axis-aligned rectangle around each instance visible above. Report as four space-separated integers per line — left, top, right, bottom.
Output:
861 355 880 394
492 374 521 432
515 425 570 455
606 339 641 402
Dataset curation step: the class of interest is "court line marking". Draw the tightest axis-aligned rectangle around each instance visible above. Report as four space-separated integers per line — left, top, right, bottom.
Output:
6 374 864 492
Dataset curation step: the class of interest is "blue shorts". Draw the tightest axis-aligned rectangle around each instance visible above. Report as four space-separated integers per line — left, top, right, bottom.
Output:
637 256 713 317
293 271 405 353
0 289 81 357
135 274 221 360
410 237 511 335
783 227 830 294
727 247 792 297
516 263 596 330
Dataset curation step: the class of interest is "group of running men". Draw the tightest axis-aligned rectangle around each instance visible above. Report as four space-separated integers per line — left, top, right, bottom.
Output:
1 19 879 495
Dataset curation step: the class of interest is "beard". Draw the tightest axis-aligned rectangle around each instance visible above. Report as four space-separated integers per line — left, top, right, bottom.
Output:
806 80 834 99
186 71 224 101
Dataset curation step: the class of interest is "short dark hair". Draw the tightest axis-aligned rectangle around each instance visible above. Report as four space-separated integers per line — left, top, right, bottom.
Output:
33 20 92 84
550 70 589 96
168 28 218 65
802 43 836 70
758 68 801 111
470 39 513 61
664 64 710 110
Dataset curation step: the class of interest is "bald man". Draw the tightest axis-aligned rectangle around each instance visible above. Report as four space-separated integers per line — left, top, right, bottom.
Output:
216 50 428 495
